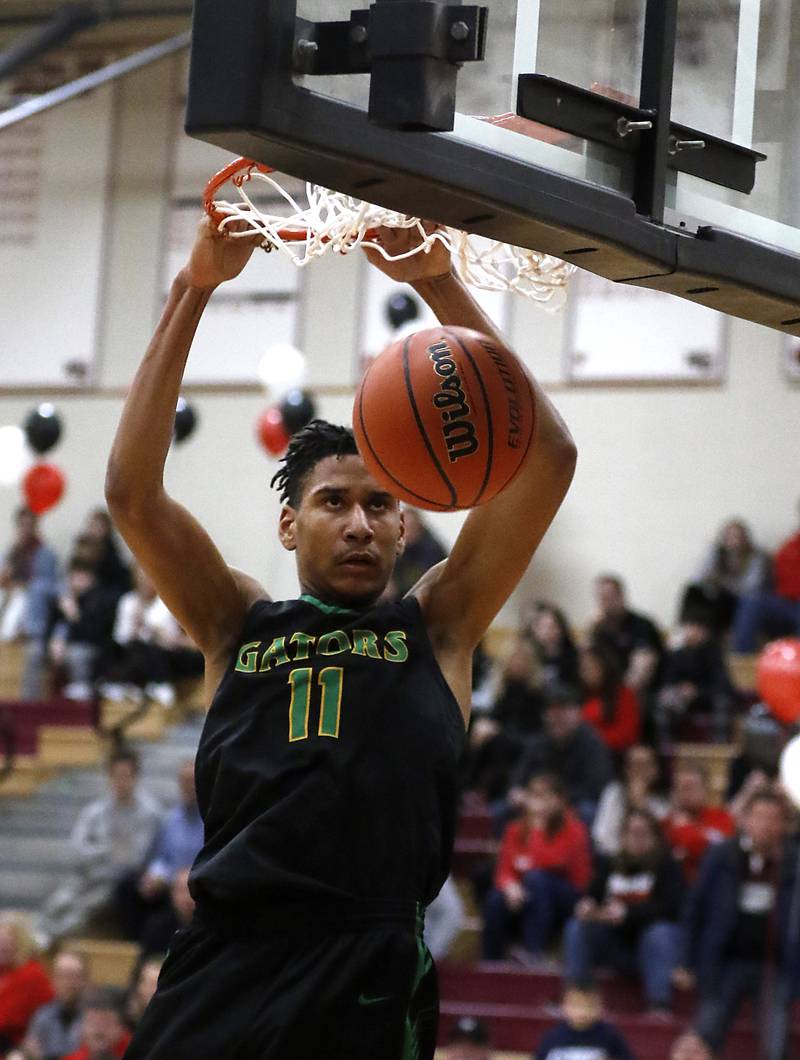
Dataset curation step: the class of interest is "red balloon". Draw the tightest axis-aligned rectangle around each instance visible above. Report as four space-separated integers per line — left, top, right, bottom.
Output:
758 638 800 724
256 407 290 456
22 463 66 515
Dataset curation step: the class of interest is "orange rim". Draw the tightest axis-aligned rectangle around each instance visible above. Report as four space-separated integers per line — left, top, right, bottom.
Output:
202 156 383 244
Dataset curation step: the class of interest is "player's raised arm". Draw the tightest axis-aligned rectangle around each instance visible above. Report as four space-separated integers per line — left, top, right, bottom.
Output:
105 218 266 659
364 227 577 652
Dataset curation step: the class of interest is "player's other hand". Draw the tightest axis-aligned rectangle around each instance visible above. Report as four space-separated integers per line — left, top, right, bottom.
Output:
182 216 263 291
363 222 453 285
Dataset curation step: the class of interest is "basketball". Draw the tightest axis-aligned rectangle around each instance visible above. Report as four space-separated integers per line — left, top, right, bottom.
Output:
353 325 536 511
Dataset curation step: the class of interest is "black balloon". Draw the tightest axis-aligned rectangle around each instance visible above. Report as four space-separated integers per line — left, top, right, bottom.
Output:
279 389 317 435
23 404 62 455
173 398 198 444
385 291 421 331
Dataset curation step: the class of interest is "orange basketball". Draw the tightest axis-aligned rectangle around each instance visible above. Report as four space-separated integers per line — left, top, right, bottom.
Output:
353 326 536 511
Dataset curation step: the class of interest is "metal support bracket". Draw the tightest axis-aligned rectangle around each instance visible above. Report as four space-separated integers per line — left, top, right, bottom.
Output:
517 74 766 197
293 1 488 132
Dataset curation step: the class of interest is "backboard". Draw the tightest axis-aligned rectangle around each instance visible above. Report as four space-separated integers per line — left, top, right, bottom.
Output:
186 0 800 335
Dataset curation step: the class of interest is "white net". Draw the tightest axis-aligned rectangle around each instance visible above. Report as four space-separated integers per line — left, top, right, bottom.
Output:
207 163 575 308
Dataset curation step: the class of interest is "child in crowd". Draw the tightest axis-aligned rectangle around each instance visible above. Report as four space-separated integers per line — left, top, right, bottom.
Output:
534 982 636 1060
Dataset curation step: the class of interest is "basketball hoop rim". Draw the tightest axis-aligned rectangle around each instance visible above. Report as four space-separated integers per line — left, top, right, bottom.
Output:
203 155 383 243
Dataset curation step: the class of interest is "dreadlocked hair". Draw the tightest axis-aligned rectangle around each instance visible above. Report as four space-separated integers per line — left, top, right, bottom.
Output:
270 420 359 507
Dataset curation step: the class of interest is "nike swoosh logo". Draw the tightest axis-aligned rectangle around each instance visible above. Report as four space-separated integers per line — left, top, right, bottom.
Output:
358 993 392 1006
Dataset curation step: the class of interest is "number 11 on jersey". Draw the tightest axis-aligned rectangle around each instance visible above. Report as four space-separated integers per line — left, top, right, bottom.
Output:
288 667 344 742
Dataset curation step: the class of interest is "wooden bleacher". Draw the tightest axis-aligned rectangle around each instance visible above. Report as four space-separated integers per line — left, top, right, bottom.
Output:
70 938 140 988
0 641 25 699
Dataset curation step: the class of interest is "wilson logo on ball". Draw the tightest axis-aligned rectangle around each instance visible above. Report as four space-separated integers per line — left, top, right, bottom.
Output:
353 325 535 512
427 340 479 463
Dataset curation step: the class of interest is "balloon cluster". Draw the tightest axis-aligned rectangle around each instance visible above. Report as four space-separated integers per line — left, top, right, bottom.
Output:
254 344 316 457
0 405 67 514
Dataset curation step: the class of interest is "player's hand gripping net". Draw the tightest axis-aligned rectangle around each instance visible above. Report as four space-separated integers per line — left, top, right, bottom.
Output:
203 157 575 307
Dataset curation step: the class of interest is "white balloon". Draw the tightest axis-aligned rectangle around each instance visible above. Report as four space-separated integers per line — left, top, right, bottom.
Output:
779 734 800 809
257 344 306 395
0 425 33 488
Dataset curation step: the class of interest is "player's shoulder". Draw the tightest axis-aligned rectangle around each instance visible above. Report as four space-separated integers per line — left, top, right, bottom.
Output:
229 566 270 609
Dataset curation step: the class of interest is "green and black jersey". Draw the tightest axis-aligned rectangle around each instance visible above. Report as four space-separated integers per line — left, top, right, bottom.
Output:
189 593 465 914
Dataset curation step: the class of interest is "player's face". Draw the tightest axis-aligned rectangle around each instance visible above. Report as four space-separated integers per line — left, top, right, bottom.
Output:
280 455 405 606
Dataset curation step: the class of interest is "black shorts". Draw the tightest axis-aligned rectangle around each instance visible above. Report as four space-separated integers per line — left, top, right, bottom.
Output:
123 901 438 1060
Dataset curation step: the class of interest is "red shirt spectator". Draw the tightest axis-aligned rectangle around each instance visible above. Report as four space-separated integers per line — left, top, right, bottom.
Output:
0 917 53 1051
580 644 641 752
64 1037 131 1060
62 989 131 1060
663 806 734 881
774 532 800 601
582 686 641 752
495 809 592 892
663 764 735 880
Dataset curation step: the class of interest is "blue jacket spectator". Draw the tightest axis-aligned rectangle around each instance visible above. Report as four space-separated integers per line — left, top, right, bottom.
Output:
677 790 800 1058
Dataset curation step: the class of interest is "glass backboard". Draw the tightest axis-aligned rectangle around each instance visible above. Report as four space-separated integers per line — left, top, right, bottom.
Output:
186 0 800 334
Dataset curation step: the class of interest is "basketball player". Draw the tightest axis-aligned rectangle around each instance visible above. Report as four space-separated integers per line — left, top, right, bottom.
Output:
108 218 576 1060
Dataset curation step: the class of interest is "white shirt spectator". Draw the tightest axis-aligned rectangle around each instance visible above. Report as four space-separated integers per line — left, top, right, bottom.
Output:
114 591 181 648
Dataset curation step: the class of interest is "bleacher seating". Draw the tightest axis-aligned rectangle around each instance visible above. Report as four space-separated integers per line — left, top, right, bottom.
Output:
0 641 25 699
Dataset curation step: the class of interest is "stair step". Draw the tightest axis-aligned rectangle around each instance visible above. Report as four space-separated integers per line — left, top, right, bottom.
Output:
0 757 55 797
38 726 104 767
100 700 168 741
71 938 140 988
438 1001 800 1059
440 963 697 1016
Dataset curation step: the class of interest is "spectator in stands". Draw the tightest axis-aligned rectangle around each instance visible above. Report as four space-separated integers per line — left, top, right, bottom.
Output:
445 1016 492 1060
590 574 664 696
78 510 131 595
424 876 465 962
593 744 669 858
523 601 579 688
102 568 203 707
534 981 636 1060
384 508 447 601
654 616 738 747
33 748 161 949
484 773 591 961
0 508 58 700
124 960 161 1033
681 519 770 635
48 560 119 701
462 641 544 806
0 915 53 1057
9 949 89 1060
508 685 614 827
579 643 640 755
732 502 800 652
138 869 195 967
564 809 684 1014
674 789 800 1059
662 763 734 882
115 760 203 941
487 640 545 735
725 704 782 819
62 990 130 1060
669 1031 712 1060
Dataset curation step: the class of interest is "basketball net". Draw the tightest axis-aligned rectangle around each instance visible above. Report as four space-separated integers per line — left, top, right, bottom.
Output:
203 158 575 308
